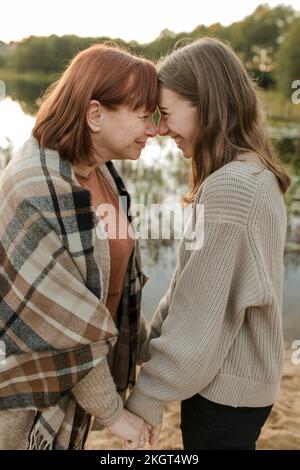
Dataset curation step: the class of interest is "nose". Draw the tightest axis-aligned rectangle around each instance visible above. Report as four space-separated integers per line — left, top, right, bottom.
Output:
145 119 158 138
158 118 170 136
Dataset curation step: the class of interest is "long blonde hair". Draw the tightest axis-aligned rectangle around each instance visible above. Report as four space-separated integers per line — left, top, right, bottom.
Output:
157 37 291 203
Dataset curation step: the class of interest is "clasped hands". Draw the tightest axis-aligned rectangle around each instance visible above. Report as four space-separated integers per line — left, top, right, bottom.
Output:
107 409 162 449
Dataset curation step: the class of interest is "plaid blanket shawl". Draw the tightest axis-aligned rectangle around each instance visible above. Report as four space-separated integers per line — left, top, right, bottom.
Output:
0 137 147 449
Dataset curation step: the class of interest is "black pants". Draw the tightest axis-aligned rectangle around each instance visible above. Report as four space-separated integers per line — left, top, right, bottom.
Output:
180 394 273 450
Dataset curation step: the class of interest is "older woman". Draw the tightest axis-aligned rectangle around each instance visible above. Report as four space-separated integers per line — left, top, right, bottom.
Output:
0 44 157 450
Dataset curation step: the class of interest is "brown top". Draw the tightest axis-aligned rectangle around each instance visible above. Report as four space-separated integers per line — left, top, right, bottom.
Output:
76 167 135 320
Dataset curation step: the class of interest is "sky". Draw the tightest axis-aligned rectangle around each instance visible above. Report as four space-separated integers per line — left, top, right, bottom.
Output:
1 0 300 44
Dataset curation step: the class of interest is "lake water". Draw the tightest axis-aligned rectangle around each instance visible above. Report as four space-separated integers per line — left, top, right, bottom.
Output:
0 93 299 344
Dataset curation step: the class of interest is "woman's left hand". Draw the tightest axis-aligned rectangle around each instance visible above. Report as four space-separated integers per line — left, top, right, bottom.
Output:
106 409 149 448
123 421 162 449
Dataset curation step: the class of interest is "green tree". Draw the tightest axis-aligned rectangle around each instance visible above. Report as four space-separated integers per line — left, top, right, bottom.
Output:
226 4 295 71
12 35 127 74
276 17 300 98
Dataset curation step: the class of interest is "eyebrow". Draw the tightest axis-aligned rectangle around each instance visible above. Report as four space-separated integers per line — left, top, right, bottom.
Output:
159 106 168 111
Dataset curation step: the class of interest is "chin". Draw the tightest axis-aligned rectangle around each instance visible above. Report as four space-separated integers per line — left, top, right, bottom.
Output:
181 150 192 159
127 152 142 161
182 145 194 159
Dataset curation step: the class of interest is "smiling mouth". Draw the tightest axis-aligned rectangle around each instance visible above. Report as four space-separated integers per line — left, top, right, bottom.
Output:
135 141 146 149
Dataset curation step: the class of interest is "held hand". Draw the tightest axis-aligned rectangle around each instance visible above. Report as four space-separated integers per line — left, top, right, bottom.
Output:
148 422 162 446
106 409 149 448
123 421 162 449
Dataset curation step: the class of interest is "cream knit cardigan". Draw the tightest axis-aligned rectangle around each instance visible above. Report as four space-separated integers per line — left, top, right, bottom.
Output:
126 160 287 425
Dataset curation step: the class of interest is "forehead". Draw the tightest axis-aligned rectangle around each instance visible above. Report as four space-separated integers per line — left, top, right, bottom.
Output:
158 86 186 109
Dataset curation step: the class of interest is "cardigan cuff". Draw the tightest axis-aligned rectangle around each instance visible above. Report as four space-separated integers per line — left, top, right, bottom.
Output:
94 393 123 427
125 389 164 426
72 359 123 426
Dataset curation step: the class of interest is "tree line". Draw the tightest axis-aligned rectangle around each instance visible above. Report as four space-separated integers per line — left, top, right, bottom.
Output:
0 4 299 97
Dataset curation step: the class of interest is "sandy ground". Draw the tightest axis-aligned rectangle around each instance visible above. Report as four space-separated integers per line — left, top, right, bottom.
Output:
85 348 300 450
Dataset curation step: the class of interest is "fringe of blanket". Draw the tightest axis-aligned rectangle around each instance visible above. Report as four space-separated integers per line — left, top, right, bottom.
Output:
28 429 53 450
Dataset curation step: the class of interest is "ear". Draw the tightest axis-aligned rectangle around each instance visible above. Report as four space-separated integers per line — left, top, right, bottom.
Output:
86 100 103 132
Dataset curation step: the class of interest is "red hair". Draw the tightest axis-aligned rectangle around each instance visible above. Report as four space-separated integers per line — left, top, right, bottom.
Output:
32 44 158 165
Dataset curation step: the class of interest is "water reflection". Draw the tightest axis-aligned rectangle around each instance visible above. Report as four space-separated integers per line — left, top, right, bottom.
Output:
4 77 52 115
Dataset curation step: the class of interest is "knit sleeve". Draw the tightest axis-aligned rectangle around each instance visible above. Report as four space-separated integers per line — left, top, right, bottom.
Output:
72 359 123 426
126 215 266 425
